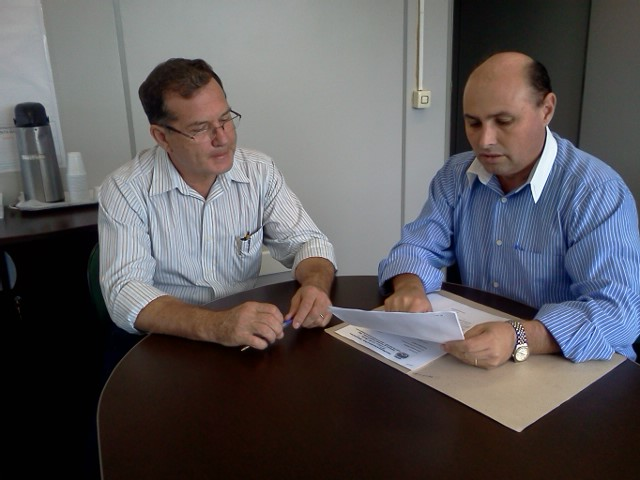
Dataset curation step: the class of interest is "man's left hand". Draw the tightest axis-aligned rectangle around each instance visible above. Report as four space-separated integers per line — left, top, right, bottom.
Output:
286 284 332 328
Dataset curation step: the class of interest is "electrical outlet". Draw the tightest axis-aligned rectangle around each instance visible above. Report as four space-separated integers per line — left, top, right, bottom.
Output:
412 89 431 109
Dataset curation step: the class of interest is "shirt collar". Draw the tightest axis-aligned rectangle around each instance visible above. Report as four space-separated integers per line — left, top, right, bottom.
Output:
466 126 557 202
149 147 249 198
150 147 189 197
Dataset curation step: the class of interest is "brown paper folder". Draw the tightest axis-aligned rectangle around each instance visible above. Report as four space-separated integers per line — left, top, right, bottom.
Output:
326 290 627 432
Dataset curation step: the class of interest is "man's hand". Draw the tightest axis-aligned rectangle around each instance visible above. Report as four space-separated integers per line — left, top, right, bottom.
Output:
384 273 433 312
443 321 515 369
136 296 287 349
217 301 287 349
443 319 559 368
286 284 332 328
287 257 335 328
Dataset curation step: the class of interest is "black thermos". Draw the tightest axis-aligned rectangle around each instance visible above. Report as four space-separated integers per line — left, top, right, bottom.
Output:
14 102 64 203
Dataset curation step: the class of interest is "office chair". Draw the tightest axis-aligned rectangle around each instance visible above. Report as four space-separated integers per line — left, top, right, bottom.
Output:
87 243 110 329
446 263 462 284
0 252 20 321
86 243 143 381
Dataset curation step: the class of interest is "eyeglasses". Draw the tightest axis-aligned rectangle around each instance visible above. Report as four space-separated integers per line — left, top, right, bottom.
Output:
161 109 241 142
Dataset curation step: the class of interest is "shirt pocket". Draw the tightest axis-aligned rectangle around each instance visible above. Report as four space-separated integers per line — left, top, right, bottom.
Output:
236 226 264 258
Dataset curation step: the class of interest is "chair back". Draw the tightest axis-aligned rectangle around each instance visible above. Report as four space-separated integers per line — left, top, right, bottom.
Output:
87 243 111 327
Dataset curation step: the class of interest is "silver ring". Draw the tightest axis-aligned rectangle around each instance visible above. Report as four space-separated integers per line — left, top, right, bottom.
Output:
319 313 325 319
474 358 478 367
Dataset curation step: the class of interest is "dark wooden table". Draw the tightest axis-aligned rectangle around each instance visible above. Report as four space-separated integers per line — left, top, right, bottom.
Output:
97 275 640 480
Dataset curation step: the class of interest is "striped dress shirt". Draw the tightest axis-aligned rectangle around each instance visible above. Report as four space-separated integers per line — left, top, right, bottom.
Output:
99 146 336 333
379 130 640 361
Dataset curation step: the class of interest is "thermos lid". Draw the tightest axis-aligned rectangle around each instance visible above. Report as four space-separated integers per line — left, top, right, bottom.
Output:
14 102 50 127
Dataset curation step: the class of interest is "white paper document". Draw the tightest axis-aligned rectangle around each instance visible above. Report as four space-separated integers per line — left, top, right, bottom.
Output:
329 305 464 343
330 292 513 370
335 325 447 369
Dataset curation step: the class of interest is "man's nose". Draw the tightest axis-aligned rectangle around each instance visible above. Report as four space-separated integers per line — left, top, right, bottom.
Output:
478 125 497 147
209 123 231 145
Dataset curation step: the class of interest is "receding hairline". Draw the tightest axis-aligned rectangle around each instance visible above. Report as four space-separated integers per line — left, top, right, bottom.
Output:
468 52 533 83
465 51 552 106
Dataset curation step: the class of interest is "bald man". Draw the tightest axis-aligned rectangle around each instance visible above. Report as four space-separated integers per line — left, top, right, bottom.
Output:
378 51 640 368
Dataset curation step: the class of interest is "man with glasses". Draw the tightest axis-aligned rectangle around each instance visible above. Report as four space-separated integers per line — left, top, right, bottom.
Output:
98 58 337 352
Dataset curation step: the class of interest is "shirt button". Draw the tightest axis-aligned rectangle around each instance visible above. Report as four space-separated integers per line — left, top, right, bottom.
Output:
496 239 503 246
501 197 507 203
493 281 499 288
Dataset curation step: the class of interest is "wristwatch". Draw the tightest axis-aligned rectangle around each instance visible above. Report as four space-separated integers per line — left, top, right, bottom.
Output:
507 320 529 362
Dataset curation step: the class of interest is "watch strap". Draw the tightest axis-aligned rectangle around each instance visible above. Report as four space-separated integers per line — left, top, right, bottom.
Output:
507 319 528 360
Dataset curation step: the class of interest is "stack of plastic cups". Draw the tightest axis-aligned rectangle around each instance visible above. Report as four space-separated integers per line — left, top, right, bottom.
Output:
66 152 91 203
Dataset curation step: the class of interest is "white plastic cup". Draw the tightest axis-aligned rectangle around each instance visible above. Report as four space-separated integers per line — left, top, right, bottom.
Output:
66 152 90 203
67 151 87 175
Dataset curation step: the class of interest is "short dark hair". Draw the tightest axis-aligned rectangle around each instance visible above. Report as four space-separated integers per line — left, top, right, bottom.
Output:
526 59 552 106
138 58 225 124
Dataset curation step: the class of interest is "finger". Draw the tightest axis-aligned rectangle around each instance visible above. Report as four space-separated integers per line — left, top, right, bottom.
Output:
242 333 271 351
285 291 313 327
302 296 333 326
251 306 286 338
250 325 277 345
317 310 332 325
256 303 284 322
285 294 302 322
289 298 316 328
444 342 477 367
292 306 329 328
241 318 294 352
464 349 484 368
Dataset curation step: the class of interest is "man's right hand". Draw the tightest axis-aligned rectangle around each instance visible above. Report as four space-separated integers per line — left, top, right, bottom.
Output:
221 301 286 349
135 296 286 348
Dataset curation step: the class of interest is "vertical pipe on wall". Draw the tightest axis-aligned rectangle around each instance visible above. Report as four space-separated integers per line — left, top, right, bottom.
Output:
417 0 425 91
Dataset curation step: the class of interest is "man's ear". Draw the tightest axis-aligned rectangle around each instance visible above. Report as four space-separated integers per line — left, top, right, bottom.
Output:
150 124 171 151
542 92 556 126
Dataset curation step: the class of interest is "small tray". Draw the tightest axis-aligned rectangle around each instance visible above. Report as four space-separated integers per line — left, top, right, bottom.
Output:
11 191 98 211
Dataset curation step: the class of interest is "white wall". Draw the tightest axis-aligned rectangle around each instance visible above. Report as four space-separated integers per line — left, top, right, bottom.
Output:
41 0 132 192
404 0 452 222
33 0 453 276
3 1 637 273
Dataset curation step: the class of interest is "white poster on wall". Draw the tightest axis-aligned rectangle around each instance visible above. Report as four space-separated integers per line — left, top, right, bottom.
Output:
0 0 65 173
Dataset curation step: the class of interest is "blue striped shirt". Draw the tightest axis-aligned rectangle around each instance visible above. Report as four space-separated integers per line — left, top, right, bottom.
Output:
99 146 337 333
379 130 640 362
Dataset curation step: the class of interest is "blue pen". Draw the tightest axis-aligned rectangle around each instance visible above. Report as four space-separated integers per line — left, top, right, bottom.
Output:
241 319 292 351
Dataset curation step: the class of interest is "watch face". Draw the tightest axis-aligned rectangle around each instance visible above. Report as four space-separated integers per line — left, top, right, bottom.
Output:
514 345 529 362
